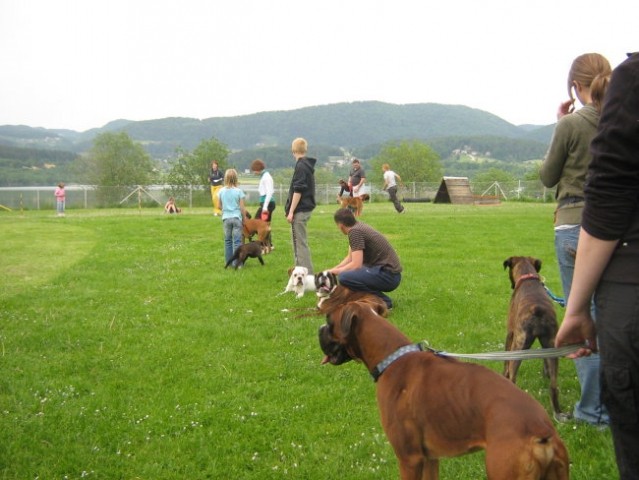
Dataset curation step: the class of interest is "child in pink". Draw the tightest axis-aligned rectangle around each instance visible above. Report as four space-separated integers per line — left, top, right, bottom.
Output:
54 182 65 217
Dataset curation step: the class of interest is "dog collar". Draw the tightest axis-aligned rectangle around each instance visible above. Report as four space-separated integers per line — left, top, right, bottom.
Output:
371 344 423 382
514 273 540 290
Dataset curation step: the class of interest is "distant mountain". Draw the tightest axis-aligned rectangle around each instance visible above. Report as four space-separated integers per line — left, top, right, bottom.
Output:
0 101 554 160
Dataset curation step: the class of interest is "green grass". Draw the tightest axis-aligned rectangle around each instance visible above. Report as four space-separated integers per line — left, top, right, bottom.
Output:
0 203 616 479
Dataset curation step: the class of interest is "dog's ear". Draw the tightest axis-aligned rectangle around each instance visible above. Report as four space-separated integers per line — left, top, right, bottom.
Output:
503 257 513 270
533 258 542 272
339 303 361 338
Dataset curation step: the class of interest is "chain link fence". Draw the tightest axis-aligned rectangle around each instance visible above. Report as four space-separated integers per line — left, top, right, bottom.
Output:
0 180 556 211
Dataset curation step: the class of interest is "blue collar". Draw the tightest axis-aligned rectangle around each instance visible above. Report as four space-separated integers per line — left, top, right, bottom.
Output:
371 343 423 382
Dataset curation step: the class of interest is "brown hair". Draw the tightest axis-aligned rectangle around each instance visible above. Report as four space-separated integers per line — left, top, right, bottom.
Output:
334 208 357 227
568 53 612 112
250 159 265 172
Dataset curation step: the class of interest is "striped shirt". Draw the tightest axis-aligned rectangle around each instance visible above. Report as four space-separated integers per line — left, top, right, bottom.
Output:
348 222 402 273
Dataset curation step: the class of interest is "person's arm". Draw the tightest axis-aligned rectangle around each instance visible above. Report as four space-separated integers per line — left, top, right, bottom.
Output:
330 249 363 274
555 228 619 355
539 118 570 188
286 192 301 223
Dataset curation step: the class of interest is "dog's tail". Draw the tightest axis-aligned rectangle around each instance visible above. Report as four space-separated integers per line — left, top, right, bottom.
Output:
528 435 569 480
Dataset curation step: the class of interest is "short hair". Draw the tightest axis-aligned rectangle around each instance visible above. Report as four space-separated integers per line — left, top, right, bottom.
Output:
334 208 356 227
292 138 308 155
352 158 360 164
382 163 390 170
224 169 239 187
250 159 266 172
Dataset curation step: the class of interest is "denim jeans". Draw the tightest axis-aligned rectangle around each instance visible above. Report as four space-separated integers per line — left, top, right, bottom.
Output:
338 265 401 309
555 225 609 424
223 217 242 265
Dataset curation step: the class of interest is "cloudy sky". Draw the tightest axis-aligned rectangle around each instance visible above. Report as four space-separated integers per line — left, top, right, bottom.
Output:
0 0 635 132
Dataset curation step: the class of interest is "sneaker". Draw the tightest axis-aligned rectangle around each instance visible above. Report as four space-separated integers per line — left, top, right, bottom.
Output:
399 208 405 214
553 412 573 424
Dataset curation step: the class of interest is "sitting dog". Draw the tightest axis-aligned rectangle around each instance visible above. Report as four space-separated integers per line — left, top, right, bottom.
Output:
339 193 370 217
224 241 265 269
314 270 388 316
319 300 569 479
242 211 272 252
503 256 563 418
282 266 317 298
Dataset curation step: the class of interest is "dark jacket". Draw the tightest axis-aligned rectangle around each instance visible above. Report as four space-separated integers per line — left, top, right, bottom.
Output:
582 53 639 283
285 156 316 215
209 168 224 187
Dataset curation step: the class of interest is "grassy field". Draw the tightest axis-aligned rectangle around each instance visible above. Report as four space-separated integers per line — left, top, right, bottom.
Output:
0 202 616 479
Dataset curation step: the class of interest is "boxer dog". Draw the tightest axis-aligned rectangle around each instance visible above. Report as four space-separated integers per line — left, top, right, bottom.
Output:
224 241 265 269
319 301 569 480
281 266 316 298
242 212 272 252
339 193 370 217
503 256 563 418
314 270 388 315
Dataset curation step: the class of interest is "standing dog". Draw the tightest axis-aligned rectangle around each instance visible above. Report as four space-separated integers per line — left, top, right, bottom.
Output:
339 193 370 217
224 241 265 269
281 266 317 298
242 211 272 252
503 256 563 417
319 301 569 479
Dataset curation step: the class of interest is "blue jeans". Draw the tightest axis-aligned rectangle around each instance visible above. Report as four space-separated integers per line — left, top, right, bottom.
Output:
223 217 242 265
555 225 609 425
338 265 401 309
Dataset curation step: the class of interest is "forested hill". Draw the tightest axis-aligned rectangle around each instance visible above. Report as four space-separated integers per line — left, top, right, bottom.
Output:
0 101 553 158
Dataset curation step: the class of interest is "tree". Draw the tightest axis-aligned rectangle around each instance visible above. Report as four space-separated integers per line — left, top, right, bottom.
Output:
369 140 443 185
166 138 229 187
72 132 156 205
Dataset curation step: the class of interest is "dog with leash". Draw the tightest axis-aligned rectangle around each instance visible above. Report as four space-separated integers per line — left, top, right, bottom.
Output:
503 256 565 420
242 211 272 252
339 193 369 217
319 300 569 480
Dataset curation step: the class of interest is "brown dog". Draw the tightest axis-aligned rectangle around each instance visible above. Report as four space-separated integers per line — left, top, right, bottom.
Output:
319 301 569 479
224 241 265 269
503 256 563 418
339 193 370 217
242 211 272 251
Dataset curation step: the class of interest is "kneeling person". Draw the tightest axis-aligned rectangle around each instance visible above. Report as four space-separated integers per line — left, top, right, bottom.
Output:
329 208 402 309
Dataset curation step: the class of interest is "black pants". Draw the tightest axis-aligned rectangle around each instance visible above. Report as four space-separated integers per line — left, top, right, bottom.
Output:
255 201 276 223
387 186 404 213
596 281 639 479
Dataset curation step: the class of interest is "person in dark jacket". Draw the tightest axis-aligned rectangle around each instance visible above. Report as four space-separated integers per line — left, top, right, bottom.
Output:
556 52 639 480
209 160 224 216
285 137 316 274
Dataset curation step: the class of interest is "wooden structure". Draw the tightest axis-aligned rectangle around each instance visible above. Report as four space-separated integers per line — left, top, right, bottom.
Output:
434 177 475 204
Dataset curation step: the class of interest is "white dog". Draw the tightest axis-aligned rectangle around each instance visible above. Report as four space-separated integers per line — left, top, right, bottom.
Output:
281 266 316 298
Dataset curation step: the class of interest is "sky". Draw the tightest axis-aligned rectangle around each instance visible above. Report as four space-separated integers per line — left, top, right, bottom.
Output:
0 0 635 132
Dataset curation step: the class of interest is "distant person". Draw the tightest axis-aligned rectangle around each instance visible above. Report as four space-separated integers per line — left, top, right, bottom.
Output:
209 160 224 216
540 52 612 426
335 179 351 202
555 52 639 479
164 196 182 214
218 169 246 266
285 137 316 274
328 208 402 309
54 182 65 217
348 158 366 197
382 163 405 214
251 158 275 222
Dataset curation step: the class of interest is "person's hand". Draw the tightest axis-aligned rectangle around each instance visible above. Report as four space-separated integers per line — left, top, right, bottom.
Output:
286 212 294 224
557 99 575 120
261 211 269 221
555 311 597 358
